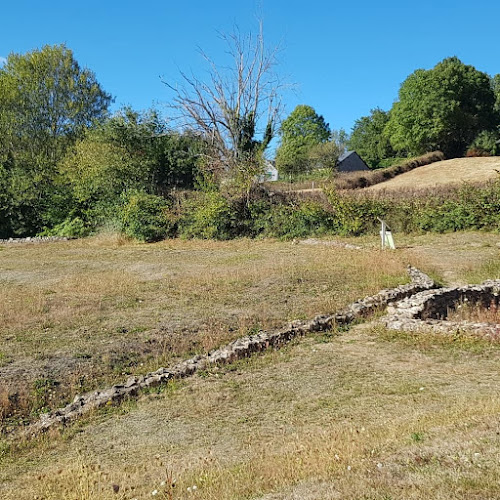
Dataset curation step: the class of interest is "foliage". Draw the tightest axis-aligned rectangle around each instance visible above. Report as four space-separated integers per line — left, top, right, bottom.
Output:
0 44 112 163
151 131 206 192
41 217 91 238
308 141 341 172
59 136 146 207
334 151 445 190
261 200 337 239
179 191 234 239
492 74 500 112
57 108 207 233
324 179 500 236
92 107 206 193
466 130 499 156
387 57 499 158
348 108 396 167
275 105 331 175
326 189 388 235
330 128 350 156
118 191 174 242
0 44 112 236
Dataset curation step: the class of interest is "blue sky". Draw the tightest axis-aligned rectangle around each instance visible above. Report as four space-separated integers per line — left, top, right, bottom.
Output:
1 0 499 138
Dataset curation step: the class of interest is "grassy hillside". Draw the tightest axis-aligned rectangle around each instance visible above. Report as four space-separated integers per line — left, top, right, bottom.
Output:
366 157 500 192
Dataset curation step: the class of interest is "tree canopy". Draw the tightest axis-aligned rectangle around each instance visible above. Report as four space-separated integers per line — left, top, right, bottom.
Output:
348 108 395 167
492 74 500 113
0 44 112 236
275 105 331 175
0 44 112 166
165 23 283 180
387 57 499 158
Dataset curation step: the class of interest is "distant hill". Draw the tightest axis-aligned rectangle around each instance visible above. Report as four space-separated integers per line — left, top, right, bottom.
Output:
365 157 500 192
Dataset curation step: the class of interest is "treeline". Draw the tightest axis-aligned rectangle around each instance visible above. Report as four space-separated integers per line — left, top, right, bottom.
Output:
0 45 207 239
1 43 500 241
276 57 500 172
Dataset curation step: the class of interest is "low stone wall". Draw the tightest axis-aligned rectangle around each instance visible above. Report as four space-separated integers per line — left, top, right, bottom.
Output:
0 236 70 244
22 267 435 437
382 280 500 336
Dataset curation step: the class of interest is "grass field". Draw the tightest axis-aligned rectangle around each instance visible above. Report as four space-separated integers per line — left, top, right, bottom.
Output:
0 234 410 427
2 232 500 499
366 157 500 192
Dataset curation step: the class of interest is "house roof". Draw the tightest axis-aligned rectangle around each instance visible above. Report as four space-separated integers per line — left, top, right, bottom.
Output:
338 150 356 162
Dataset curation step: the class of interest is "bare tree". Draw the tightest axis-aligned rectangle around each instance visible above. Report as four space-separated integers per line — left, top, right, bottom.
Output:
164 22 285 178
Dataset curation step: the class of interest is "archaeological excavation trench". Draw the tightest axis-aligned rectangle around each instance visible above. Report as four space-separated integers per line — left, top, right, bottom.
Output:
20 267 500 438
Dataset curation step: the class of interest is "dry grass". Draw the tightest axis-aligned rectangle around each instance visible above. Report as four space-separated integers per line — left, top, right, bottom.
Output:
334 151 445 191
0 235 408 425
447 300 500 324
394 231 500 286
3 324 500 499
366 157 500 192
2 232 500 498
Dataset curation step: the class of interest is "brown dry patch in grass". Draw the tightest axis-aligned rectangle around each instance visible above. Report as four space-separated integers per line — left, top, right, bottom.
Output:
366 157 500 192
0 236 408 425
3 325 500 499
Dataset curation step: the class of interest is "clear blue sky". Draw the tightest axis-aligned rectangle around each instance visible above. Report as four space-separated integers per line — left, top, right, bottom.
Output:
1 0 499 137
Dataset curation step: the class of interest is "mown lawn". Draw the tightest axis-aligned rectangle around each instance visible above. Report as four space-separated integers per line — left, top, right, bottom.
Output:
1 233 407 426
2 231 500 499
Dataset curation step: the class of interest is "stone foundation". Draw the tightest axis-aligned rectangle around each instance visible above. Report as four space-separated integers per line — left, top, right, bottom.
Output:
0 236 70 244
382 280 500 337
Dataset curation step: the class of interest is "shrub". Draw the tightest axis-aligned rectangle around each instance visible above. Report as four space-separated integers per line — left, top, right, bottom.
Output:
41 217 92 238
334 151 445 190
119 191 173 242
261 199 337 239
466 130 499 157
178 191 234 239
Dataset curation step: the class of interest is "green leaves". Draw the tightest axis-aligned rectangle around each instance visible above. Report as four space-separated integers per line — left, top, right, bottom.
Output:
0 44 112 236
387 57 499 158
275 105 331 175
349 108 395 168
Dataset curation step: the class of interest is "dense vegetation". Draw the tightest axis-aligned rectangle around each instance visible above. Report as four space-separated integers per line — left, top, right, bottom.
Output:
1 43 500 241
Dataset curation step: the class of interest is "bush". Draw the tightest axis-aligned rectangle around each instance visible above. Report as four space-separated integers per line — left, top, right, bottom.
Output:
466 130 499 157
178 191 234 239
260 200 337 239
119 192 173 242
326 189 389 236
41 217 91 238
335 151 445 190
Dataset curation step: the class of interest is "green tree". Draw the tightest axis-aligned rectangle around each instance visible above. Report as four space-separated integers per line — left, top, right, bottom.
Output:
467 130 499 156
86 107 206 193
58 108 207 223
0 44 112 235
349 108 395 167
307 141 341 172
275 105 331 175
0 44 112 165
492 74 500 112
387 57 499 158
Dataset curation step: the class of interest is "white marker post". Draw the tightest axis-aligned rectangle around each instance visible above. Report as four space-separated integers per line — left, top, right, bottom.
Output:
378 218 396 249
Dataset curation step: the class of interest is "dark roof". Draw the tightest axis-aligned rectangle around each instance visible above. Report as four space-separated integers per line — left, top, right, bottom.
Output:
338 150 355 163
